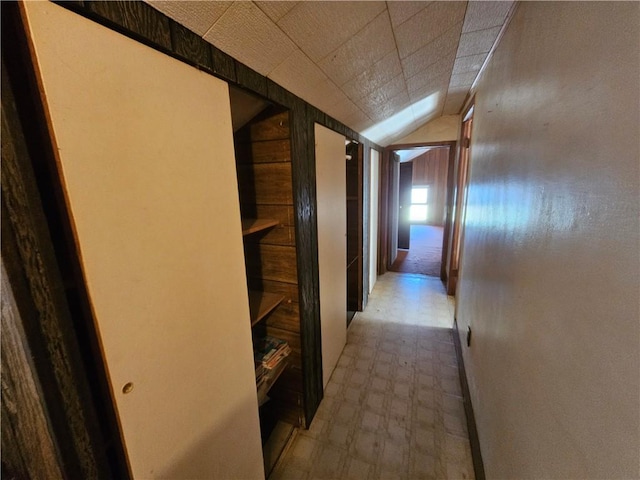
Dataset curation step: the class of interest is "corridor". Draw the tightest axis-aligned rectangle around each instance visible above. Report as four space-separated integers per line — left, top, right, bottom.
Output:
272 273 474 480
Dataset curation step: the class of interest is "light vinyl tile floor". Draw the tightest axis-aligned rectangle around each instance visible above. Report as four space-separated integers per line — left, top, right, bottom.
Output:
271 272 475 480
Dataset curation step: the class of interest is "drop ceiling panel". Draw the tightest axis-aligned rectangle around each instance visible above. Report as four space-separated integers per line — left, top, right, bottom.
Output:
318 12 395 87
341 50 403 102
406 55 455 95
400 22 462 79
387 1 430 28
452 53 487 75
145 0 514 146
203 2 296 75
362 90 411 122
450 71 477 88
149 1 232 36
268 48 329 97
277 1 386 63
394 1 466 59
463 1 513 33
409 75 450 103
456 26 502 57
359 75 407 109
254 1 299 23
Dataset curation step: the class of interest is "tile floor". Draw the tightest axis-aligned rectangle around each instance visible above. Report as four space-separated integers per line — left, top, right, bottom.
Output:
271 272 475 480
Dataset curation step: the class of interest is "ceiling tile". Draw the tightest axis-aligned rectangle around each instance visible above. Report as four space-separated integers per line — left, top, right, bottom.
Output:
362 90 411 122
319 12 395 86
394 1 466 59
405 55 455 95
452 53 487 75
387 1 431 27
306 78 350 115
358 75 407 109
449 71 477 88
463 1 513 33
203 2 296 76
254 1 299 23
327 91 367 127
408 73 450 102
268 48 329 97
277 1 386 63
456 26 502 57
341 50 402 102
147 1 232 36
400 22 462 79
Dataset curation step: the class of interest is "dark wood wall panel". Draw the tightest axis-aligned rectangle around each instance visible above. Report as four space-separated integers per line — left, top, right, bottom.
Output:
249 111 290 141
86 1 171 50
244 244 298 284
236 63 268 98
169 22 212 70
1 21 119 476
236 139 291 164
411 148 449 226
265 302 300 332
237 163 294 205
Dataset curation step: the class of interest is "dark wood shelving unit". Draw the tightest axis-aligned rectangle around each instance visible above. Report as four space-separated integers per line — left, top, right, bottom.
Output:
248 290 285 326
242 218 279 236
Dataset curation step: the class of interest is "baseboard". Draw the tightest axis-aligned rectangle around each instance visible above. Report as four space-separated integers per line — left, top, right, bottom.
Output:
452 318 486 480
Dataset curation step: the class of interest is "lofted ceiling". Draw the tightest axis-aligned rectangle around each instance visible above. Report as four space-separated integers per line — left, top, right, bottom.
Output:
147 1 513 146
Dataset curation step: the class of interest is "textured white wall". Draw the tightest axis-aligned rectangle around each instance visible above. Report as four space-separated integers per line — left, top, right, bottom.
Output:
456 3 640 478
395 115 461 145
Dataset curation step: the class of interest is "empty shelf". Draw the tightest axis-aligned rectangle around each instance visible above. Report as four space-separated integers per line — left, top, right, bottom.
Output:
249 290 285 326
242 218 279 236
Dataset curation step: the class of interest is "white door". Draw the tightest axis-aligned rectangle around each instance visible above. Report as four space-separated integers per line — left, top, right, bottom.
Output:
314 124 347 388
23 3 264 478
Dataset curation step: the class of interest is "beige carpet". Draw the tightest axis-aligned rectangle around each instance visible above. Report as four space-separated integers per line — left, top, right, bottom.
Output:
390 225 443 277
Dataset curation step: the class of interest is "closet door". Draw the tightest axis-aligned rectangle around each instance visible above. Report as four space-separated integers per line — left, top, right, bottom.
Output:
23 3 264 479
314 124 347 388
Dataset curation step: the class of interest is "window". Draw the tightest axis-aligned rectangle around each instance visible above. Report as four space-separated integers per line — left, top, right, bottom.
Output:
410 186 429 222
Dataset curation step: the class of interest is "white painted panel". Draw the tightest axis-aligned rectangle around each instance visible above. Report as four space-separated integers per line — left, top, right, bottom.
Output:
369 149 380 293
314 124 347 388
23 3 264 479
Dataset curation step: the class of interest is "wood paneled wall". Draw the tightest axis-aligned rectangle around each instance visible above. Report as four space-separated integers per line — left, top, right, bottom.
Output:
411 148 449 226
236 109 304 427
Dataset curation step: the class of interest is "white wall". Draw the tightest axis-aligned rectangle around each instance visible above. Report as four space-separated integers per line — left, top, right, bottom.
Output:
395 115 460 145
369 149 380 293
456 3 640 478
24 3 264 478
314 124 347 388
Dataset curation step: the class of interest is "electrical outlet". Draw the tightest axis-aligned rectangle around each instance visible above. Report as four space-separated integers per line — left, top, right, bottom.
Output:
466 326 472 347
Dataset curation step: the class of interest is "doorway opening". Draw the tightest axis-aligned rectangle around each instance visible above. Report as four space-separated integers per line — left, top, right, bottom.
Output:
382 144 455 279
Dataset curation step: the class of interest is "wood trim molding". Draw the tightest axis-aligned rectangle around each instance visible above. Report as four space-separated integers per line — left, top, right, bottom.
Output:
452 318 486 480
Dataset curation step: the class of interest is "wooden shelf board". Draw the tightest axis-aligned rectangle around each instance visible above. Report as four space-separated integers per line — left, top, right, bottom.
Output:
257 359 288 406
249 290 285 326
242 218 279 236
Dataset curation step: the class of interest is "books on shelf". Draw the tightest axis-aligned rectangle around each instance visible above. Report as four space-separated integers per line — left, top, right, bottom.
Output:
254 335 291 392
254 335 291 370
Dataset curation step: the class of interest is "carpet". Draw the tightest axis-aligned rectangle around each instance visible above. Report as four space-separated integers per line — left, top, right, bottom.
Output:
390 225 444 277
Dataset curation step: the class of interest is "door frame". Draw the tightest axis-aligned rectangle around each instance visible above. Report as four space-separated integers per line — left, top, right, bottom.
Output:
446 102 475 295
379 141 457 277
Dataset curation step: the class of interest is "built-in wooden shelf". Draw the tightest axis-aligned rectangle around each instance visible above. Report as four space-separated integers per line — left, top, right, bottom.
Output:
242 218 279 236
248 290 285 326
257 359 288 406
